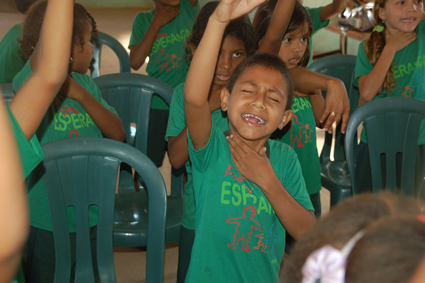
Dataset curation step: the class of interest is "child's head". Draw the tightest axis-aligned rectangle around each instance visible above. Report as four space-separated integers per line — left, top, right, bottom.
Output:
283 192 425 283
20 1 97 74
186 1 256 86
253 0 313 68
221 53 294 142
13 0 37 14
365 0 423 93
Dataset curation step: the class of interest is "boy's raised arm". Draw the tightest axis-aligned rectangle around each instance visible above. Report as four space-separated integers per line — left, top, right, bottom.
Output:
257 0 296 54
9 0 74 140
184 0 265 150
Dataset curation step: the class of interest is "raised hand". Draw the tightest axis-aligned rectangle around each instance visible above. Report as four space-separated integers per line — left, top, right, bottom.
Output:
227 134 274 187
385 30 417 53
152 2 180 28
319 79 350 134
212 0 266 24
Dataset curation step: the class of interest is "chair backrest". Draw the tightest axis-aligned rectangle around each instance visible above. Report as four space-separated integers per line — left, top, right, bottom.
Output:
90 32 131 79
0 83 15 103
345 97 425 196
42 137 167 283
309 54 359 163
93 73 183 196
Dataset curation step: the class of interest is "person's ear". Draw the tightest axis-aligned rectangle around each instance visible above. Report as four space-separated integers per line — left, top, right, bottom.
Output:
221 88 230 112
278 110 293 130
378 7 386 23
190 43 197 57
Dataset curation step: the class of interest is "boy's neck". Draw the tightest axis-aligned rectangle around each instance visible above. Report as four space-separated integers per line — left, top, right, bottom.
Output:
228 127 271 154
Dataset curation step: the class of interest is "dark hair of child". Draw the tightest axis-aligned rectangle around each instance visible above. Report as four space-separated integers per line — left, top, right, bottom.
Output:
20 1 98 61
364 0 395 93
253 0 313 67
184 1 257 63
14 0 37 14
227 53 294 111
283 192 425 283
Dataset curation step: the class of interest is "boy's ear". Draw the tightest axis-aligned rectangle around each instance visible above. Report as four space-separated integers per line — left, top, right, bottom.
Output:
278 110 293 130
221 88 230 111
190 43 197 56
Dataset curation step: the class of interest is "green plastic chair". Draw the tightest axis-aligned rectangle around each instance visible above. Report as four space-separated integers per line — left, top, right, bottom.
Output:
41 137 167 282
309 54 359 206
93 73 184 246
345 97 425 196
0 83 15 103
89 32 131 79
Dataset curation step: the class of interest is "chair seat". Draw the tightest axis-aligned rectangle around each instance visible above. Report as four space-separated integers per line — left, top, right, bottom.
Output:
113 193 182 247
321 160 352 206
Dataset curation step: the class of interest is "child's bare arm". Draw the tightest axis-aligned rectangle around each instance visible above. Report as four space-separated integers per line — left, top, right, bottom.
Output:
9 0 73 140
289 67 349 133
258 0 296 54
130 3 180 70
168 130 189 169
318 0 346 22
188 0 198 7
60 76 126 141
0 100 28 283
227 134 315 239
359 30 416 102
185 0 264 149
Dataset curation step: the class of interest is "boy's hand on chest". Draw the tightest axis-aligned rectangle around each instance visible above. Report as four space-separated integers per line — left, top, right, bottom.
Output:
227 134 274 188
58 76 86 102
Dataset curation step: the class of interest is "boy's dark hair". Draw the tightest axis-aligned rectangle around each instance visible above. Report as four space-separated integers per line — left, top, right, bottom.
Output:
20 1 98 61
14 0 37 14
283 192 425 283
253 0 313 67
227 53 294 111
185 1 257 63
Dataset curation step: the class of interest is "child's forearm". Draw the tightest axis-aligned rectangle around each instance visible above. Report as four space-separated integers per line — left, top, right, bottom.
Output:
319 0 346 22
358 46 396 102
258 0 296 54
260 174 316 240
9 0 74 140
309 90 326 127
130 24 161 70
168 129 190 169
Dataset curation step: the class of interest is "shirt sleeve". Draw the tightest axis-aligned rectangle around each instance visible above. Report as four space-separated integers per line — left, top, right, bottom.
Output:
306 6 330 35
165 83 186 141
354 40 373 87
7 106 44 178
188 125 220 173
128 12 152 49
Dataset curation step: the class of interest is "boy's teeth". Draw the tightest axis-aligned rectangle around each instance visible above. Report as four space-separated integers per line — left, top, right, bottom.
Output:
242 114 266 124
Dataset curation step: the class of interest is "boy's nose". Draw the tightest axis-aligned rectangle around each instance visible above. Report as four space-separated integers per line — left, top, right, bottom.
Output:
218 54 231 70
250 93 266 109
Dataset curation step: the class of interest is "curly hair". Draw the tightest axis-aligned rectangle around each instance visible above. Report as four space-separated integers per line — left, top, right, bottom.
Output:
184 1 257 64
20 1 98 61
253 0 313 67
14 0 37 14
283 192 425 283
364 0 395 94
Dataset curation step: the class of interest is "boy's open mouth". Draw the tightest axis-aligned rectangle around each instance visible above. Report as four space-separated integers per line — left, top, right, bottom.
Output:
241 113 266 125
217 74 231 81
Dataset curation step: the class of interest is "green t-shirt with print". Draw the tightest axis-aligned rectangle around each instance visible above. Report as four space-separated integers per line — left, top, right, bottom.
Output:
354 19 425 144
13 59 119 232
0 24 26 84
129 0 199 110
7 105 44 178
186 126 313 282
305 7 330 67
165 83 228 230
274 96 321 195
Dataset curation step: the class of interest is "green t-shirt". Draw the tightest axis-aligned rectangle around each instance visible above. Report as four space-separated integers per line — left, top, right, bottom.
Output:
354 19 425 144
128 0 199 110
274 96 321 195
13 59 119 232
165 83 228 230
305 7 330 67
0 24 26 84
186 126 313 282
7 106 44 178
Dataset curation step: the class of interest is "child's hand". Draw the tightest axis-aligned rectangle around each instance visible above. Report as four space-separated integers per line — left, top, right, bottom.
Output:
227 134 274 187
385 30 417 53
319 79 350 134
58 76 85 101
212 0 266 24
152 2 180 28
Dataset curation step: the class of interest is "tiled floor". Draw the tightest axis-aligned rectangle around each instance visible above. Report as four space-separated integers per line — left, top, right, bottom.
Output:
1 7 330 282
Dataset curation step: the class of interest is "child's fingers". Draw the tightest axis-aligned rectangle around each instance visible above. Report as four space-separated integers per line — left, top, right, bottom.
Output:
227 134 248 154
340 111 349 134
